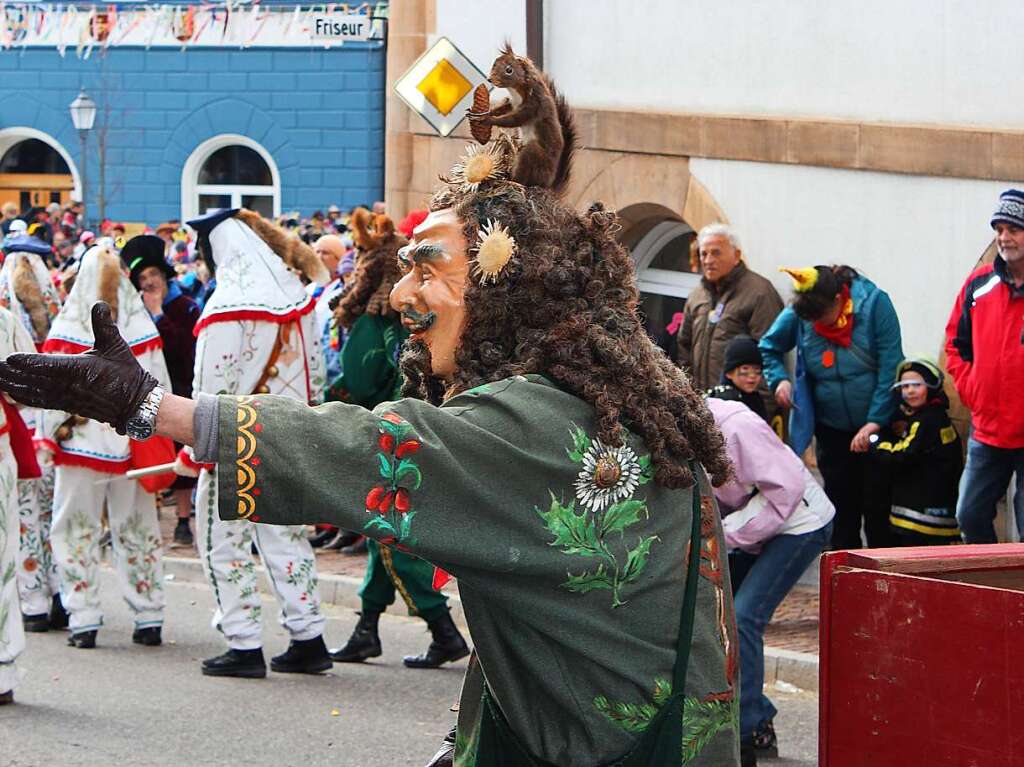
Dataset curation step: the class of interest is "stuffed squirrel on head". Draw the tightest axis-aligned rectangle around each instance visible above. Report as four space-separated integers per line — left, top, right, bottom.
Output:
468 43 576 193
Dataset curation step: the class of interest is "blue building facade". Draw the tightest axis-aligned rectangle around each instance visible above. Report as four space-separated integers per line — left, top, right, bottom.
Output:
0 22 385 225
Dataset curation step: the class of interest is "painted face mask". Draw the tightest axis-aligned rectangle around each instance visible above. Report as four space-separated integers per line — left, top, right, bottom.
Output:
390 208 470 379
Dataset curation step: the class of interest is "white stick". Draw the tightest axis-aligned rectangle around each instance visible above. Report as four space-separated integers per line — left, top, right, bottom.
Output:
93 462 179 484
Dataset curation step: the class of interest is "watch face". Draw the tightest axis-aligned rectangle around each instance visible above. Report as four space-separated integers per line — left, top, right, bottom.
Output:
126 417 153 442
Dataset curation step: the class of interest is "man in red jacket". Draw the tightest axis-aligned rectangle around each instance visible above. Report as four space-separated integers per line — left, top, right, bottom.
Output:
944 189 1024 543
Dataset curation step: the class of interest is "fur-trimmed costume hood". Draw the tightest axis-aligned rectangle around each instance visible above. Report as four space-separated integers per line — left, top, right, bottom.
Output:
334 209 406 330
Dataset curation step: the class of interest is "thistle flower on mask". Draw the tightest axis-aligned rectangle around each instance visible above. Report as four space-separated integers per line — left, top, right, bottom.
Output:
473 219 517 285
445 134 517 195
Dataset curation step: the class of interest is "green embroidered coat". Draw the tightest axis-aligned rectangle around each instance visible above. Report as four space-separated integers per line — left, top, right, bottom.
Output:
215 374 740 766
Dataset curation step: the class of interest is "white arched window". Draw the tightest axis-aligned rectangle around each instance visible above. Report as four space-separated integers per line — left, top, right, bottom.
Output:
181 135 280 221
0 127 82 208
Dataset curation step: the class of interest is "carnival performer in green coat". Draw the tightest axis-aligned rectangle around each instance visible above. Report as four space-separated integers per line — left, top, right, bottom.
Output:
0 54 740 765
328 208 469 670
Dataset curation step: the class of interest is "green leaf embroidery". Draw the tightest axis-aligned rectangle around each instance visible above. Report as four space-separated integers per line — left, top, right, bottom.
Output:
621 535 660 584
566 423 591 463
564 565 615 594
592 695 659 734
378 419 411 439
638 454 654 485
536 494 603 558
377 453 394 481
653 677 672 707
364 516 398 536
395 458 423 489
601 499 646 537
399 511 416 541
681 698 734 764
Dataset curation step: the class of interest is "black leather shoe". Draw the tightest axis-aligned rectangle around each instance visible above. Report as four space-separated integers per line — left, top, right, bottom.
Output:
22 613 49 632
201 648 267 678
329 611 382 662
49 595 69 630
752 718 778 758
403 612 470 669
132 626 162 646
173 518 193 546
0 690 13 705
67 630 97 649
270 635 332 674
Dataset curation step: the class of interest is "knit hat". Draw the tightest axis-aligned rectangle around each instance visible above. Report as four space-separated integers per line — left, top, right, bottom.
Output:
722 334 762 375
893 357 944 390
991 189 1024 230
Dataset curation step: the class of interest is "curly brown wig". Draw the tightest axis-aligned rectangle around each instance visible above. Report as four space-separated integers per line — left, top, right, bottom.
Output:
400 182 730 488
334 213 407 330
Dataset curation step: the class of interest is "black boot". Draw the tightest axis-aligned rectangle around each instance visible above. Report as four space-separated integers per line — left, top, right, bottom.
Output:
132 626 162 646
0 690 13 705
403 612 470 669
329 611 382 663
67 630 97 649
201 648 267 678
270 635 333 674
21 613 49 633
173 518 193 546
752 718 778 758
49 594 69 630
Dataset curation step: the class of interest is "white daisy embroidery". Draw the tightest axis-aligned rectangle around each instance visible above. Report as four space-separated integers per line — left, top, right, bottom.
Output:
574 440 642 513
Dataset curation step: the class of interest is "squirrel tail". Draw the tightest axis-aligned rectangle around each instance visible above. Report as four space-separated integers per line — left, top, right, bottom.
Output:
545 75 576 196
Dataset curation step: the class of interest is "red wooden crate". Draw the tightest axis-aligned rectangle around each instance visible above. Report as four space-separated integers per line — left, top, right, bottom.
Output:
819 544 1024 766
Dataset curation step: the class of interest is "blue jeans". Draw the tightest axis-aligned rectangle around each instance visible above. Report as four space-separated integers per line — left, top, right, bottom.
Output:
956 438 1024 543
729 522 833 738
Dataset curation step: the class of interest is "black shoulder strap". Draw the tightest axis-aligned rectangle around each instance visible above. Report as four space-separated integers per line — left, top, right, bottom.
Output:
672 461 704 695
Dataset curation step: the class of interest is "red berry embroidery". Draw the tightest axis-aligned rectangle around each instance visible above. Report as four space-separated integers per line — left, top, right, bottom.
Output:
395 440 420 459
378 491 395 513
394 488 411 514
379 433 395 452
366 486 386 510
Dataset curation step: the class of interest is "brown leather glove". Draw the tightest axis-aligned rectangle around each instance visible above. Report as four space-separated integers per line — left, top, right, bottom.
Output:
0 302 158 435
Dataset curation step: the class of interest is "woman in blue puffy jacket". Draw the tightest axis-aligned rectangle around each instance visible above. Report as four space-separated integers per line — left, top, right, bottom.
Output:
759 265 904 549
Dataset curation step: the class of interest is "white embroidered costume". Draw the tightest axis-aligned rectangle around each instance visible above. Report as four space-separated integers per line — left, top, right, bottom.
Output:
0 306 38 693
37 246 171 635
188 214 327 651
0 247 63 620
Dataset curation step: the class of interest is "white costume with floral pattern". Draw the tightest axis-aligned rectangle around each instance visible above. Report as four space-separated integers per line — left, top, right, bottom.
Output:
191 215 326 650
0 249 64 619
0 306 41 692
38 247 171 634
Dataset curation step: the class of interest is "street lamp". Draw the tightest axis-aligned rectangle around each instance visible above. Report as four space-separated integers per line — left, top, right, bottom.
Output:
69 89 96 227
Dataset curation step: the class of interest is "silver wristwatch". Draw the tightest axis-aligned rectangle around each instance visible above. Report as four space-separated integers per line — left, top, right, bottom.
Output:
125 385 165 442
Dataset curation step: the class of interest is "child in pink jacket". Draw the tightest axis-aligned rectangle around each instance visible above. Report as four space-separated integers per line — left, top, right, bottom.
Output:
707 395 834 761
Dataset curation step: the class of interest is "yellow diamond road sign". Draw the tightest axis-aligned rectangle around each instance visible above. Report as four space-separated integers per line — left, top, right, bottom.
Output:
395 37 489 137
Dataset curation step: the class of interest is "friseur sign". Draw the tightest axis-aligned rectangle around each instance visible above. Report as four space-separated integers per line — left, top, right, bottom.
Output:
310 14 372 40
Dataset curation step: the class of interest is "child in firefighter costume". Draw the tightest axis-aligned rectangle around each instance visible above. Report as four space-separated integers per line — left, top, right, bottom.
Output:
0 303 41 703
180 208 333 678
36 244 171 648
0 234 67 632
328 208 469 669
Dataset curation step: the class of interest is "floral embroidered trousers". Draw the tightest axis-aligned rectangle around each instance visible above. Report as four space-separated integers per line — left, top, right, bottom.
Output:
51 465 166 634
196 468 325 650
16 469 61 616
0 437 25 693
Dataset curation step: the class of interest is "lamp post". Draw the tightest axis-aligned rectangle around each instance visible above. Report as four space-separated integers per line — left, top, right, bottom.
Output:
69 89 96 228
